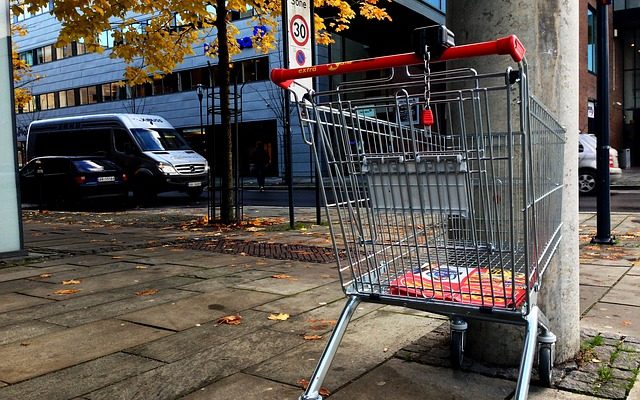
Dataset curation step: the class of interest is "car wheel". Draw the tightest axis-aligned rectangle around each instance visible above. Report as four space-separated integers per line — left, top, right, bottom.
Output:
578 168 597 195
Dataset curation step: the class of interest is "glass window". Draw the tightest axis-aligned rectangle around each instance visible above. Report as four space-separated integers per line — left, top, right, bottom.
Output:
75 39 86 55
153 78 164 95
163 74 179 94
114 129 137 153
179 70 192 91
101 83 118 102
587 7 596 73
56 42 73 59
19 51 34 66
131 128 191 151
59 90 68 108
87 86 98 103
79 87 89 104
66 89 76 107
98 30 111 48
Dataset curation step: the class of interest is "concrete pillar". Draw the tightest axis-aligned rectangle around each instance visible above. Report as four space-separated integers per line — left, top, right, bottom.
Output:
446 0 580 365
0 3 23 256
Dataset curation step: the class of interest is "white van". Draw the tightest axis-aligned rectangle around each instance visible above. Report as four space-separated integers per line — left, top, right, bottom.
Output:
26 114 209 200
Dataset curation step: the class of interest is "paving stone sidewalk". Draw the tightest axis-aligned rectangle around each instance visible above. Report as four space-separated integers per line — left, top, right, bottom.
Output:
0 207 638 399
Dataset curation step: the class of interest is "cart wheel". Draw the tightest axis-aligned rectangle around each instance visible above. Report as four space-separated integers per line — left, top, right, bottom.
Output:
450 329 464 369
538 345 553 387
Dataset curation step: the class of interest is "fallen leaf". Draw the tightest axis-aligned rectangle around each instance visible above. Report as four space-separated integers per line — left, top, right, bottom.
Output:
591 358 602 363
54 289 81 295
217 315 242 325
297 378 330 396
136 289 159 296
272 274 293 279
623 320 632 326
62 279 81 285
268 313 290 321
303 335 323 341
246 227 265 232
20 342 30 347
135 265 148 269
38 273 52 278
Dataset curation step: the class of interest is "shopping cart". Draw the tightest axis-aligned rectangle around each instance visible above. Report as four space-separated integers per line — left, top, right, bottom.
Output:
271 26 565 400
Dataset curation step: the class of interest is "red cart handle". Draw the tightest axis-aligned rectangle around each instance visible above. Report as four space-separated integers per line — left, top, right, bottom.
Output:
271 35 525 89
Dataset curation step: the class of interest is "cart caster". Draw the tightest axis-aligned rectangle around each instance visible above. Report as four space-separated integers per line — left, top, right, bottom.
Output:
537 331 556 387
450 319 467 369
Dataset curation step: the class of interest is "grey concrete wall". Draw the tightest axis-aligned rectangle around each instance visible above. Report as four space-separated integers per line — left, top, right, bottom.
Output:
447 0 580 364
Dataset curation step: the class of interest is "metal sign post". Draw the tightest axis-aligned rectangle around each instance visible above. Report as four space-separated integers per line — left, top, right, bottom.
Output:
282 0 314 228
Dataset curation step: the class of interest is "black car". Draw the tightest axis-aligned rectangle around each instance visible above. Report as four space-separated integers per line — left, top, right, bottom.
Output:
20 156 128 207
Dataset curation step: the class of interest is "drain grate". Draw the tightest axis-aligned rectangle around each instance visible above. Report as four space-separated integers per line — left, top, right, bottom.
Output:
180 238 340 263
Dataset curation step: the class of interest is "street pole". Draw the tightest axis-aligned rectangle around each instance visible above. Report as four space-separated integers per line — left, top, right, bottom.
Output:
592 0 614 245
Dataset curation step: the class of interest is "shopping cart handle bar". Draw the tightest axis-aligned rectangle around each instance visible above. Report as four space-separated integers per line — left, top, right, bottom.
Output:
270 35 525 89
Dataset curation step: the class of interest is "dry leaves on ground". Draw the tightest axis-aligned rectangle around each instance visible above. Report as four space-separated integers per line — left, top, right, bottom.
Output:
135 289 159 296
54 289 81 295
268 313 290 321
297 378 330 397
38 273 52 278
306 319 337 331
303 334 323 341
271 274 295 280
217 315 242 325
62 279 81 285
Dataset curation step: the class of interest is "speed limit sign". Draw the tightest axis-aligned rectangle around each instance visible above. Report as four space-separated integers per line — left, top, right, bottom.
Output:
290 15 309 47
285 0 313 99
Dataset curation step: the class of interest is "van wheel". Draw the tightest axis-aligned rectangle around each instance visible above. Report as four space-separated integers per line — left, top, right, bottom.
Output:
187 187 203 200
133 179 157 206
578 168 597 195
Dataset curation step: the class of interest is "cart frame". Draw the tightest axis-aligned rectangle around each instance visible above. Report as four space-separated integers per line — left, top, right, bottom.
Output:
272 29 565 400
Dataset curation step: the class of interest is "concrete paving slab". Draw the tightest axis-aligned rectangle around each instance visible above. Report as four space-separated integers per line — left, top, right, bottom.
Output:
179 372 301 400
579 263 630 286
18 265 202 300
0 276 199 328
0 266 53 282
581 302 640 337
178 269 286 292
628 379 640 400
329 358 515 400
0 352 163 400
266 298 384 336
43 288 200 327
600 274 640 306
579 285 608 315
232 264 337 295
27 262 141 283
0 320 66 345
167 254 286 270
85 328 298 400
127 309 276 363
629 265 640 276
118 289 281 331
253 282 345 316
247 309 442 393
0 319 171 383
0 293 53 313
0 278 53 296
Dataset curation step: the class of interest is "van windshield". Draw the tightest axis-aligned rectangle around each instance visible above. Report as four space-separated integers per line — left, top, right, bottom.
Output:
131 128 191 151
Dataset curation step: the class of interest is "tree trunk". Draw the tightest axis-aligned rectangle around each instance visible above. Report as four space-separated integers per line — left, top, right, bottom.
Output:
215 0 235 223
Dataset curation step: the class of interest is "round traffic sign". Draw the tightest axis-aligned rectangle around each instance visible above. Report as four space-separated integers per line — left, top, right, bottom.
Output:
295 50 306 66
289 15 309 47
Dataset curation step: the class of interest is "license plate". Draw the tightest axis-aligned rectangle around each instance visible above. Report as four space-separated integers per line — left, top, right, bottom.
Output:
98 176 116 182
188 181 202 187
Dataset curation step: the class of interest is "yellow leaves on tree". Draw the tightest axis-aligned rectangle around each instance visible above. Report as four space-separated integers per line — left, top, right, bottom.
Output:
15 0 391 85
10 24 39 111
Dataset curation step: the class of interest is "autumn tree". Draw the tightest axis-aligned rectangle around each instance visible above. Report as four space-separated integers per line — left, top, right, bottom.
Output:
11 24 38 112
14 0 390 223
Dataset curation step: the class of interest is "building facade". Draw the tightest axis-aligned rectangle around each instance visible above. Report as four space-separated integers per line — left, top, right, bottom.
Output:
12 1 446 179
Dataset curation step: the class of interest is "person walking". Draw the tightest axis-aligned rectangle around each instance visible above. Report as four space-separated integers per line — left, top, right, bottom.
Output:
251 141 270 191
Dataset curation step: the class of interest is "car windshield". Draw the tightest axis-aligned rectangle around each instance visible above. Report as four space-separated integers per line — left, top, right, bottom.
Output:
131 128 191 151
